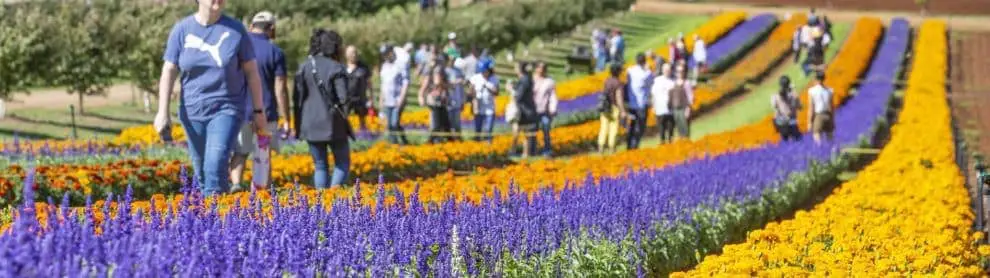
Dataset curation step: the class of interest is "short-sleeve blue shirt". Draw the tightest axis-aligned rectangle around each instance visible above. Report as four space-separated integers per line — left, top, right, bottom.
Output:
245 32 287 122
163 15 255 122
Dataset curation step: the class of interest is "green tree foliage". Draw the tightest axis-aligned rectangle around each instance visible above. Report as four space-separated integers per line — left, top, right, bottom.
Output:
0 3 56 100
1 0 634 107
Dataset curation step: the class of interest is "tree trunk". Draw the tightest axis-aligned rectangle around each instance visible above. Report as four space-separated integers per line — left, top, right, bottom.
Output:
0 99 6 120
143 91 153 113
78 93 85 115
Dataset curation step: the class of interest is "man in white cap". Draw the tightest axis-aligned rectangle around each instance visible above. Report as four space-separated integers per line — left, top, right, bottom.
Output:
444 32 461 59
230 11 288 191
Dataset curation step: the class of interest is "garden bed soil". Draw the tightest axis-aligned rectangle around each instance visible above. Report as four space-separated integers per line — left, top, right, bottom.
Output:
948 32 990 234
949 32 990 157
718 0 990 16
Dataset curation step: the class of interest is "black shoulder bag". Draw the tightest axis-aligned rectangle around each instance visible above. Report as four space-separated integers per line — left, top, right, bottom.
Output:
309 56 356 141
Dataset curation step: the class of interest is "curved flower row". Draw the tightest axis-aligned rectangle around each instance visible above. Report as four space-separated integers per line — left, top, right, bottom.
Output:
0 16 893 277
679 20 990 276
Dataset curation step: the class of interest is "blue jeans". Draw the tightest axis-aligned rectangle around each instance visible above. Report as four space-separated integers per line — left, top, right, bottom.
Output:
473 114 495 143
307 140 351 188
179 113 241 196
538 113 553 154
384 106 409 145
594 49 608 72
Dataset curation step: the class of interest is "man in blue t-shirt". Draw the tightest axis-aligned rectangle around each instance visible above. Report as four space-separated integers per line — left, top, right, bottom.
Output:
229 11 288 191
155 0 267 196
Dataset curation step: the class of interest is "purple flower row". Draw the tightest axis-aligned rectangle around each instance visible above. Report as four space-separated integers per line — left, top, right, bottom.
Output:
692 13 777 68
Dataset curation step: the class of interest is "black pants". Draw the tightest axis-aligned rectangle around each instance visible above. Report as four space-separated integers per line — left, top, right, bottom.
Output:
657 114 675 143
428 106 451 144
774 120 802 142
626 108 648 150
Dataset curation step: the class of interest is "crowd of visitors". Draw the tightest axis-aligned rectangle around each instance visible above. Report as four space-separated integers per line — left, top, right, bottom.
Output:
151 1 834 196
591 28 626 72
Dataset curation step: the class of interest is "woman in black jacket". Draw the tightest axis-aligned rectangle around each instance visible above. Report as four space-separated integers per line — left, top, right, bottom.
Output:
508 61 539 158
292 29 353 188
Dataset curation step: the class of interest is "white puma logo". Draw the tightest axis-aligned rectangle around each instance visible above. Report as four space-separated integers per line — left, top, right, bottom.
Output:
183 32 230 67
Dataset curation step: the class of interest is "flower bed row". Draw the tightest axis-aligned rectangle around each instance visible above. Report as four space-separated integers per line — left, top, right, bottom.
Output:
679 19 990 277
0 16 893 276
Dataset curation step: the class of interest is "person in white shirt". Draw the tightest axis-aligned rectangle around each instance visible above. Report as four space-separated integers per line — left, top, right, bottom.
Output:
625 54 653 150
469 60 499 143
532 61 558 156
807 71 834 143
651 63 676 144
691 34 707 86
609 29 625 64
379 46 411 145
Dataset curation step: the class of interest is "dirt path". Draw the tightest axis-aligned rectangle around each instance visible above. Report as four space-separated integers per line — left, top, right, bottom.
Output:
4 84 143 111
632 0 990 31
947 31 990 236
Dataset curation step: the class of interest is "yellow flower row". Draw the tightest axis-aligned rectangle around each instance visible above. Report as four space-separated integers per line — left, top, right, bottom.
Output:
676 20 989 276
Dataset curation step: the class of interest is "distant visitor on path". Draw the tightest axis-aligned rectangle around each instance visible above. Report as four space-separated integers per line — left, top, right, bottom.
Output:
533 61 558 157
591 29 608 72
625 54 653 150
445 32 461 59
447 57 467 141
508 61 539 158
771 75 802 142
670 65 694 140
419 64 451 144
691 34 707 86
598 63 626 154
379 45 411 145
807 71 834 144
230 11 289 192
345 45 373 133
651 63 676 145
154 0 267 196
609 29 625 64
293 29 353 188
801 17 831 76
469 59 499 143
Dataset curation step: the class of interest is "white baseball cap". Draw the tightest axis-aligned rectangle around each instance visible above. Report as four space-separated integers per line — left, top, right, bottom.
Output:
252 11 276 24
448 32 457 40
